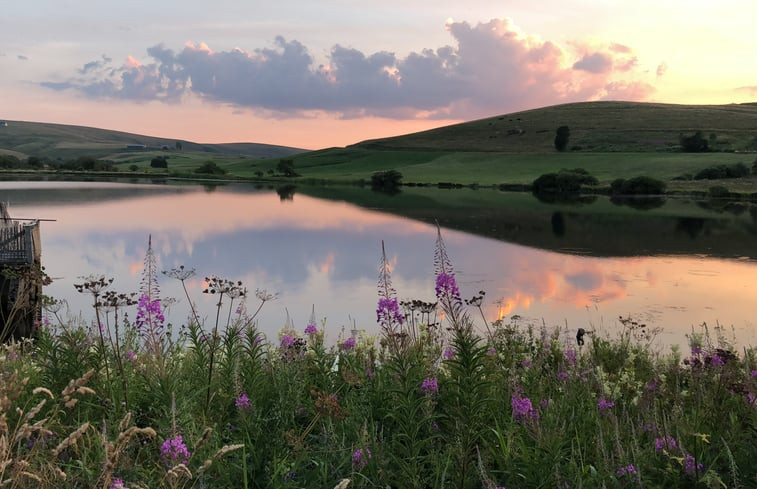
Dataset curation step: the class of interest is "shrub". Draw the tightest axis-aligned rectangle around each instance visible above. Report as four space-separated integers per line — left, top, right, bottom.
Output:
610 176 666 195
679 131 709 152
195 161 227 175
276 158 299 177
694 163 750 180
371 170 403 190
532 169 598 194
150 156 168 169
554 125 570 152
708 186 730 198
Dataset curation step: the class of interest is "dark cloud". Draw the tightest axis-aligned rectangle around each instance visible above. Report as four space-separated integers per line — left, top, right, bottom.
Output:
41 18 654 119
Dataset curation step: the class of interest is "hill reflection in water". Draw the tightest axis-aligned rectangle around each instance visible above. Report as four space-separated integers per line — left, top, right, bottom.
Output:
4 180 756 349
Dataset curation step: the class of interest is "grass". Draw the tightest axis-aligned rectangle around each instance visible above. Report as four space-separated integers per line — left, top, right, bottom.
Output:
1 230 755 488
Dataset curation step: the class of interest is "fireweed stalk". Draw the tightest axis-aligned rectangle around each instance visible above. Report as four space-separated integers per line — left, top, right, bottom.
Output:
377 241 404 353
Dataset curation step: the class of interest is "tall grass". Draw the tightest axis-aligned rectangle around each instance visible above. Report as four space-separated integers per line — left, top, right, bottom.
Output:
0 231 755 488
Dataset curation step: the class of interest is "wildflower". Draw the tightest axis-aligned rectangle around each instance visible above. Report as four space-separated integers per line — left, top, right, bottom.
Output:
160 435 191 466
557 371 569 381
304 323 318 335
110 478 126 489
520 359 532 368
352 447 372 470
690 345 702 355
235 393 252 410
598 397 614 414
376 297 404 326
654 435 677 452
341 337 356 351
284 471 297 481
443 348 455 360
539 399 550 410
706 354 724 367
563 348 576 366
280 334 296 349
487 347 497 356
511 391 539 423
124 351 136 362
365 367 375 379
435 272 462 306
616 464 638 477
253 334 263 346
751 370 757 378
135 292 165 333
421 376 439 395
683 454 703 477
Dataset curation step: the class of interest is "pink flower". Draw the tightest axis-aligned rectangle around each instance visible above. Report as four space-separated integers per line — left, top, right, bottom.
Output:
421 376 439 395
235 393 252 410
341 337 356 351
160 435 190 466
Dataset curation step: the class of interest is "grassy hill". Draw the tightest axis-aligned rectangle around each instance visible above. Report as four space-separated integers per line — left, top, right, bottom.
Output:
0 120 305 161
353 101 757 152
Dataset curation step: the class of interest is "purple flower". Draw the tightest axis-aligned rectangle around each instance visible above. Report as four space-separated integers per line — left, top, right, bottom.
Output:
487 347 497 356
654 435 677 452
706 354 724 366
235 393 252 410
598 397 614 414
135 293 165 335
253 334 263 346
352 447 372 470
511 391 539 423
376 297 404 326
280 334 296 349
304 323 318 335
691 345 702 355
520 360 532 368
160 435 191 466
443 348 455 360
435 273 462 307
421 376 439 395
563 348 577 366
341 337 356 351
124 351 136 362
751 369 757 378
557 371 569 381
683 454 703 477
616 464 638 482
748 392 756 405
109 478 126 489
365 367 375 379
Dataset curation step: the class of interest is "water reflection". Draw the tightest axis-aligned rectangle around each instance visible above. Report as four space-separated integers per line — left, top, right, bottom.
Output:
2 180 756 350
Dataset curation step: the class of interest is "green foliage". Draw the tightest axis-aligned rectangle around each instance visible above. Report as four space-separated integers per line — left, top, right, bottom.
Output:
370 169 403 191
694 163 750 180
708 185 730 198
679 131 709 152
276 158 300 177
610 176 667 195
194 161 227 175
150 156 168 169
554 125 570 152
532 168 598 194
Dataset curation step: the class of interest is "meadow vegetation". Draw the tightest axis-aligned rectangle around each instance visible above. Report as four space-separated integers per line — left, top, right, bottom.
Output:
1 229 755 488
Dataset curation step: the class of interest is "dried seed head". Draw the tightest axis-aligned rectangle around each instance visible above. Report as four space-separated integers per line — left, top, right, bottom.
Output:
32 387 54 399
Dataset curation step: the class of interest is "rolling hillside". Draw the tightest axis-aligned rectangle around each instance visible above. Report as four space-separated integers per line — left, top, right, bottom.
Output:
353 101 757 153
0 120 305 160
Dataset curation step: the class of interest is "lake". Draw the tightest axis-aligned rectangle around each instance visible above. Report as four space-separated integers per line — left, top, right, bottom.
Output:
3 179 756 350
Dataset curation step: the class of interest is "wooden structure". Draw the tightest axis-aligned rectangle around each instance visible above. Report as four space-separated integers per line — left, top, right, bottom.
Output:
0 203 43 341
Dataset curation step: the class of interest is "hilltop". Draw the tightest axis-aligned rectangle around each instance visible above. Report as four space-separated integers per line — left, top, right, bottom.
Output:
0 119 305 160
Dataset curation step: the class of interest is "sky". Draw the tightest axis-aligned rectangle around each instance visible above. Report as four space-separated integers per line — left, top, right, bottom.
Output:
3 0 757 149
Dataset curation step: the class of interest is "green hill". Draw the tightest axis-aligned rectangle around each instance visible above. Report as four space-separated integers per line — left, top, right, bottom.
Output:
353 101 757 152
0 120 305 160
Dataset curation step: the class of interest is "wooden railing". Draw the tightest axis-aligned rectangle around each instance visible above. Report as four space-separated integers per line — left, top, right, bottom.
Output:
0 221 35 265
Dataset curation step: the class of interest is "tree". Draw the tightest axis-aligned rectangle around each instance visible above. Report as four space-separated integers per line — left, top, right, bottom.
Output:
175 141 183 150
370 170 403 191
554 125 570 152
150 156 168 169
195 161 227 175
679 131 708 152
276 158 299 177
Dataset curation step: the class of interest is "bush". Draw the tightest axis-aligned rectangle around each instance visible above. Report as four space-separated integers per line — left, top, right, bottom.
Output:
195 161 227 175
694 163 750 180
679 131 709 152
532 169 598 194
276 158 299 177
371 170 403 191
610 176 667 195
150 156 168 169
708 186 730 198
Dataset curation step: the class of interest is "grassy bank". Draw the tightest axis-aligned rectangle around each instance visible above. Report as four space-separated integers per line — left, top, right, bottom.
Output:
1 231 755 488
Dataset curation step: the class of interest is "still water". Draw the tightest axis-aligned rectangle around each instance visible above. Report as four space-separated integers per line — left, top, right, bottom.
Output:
3 180 756 350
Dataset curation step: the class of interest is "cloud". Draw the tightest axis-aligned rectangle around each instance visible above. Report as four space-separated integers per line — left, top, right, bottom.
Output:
735 85 757 95
41 17 655 119
656 62 668 77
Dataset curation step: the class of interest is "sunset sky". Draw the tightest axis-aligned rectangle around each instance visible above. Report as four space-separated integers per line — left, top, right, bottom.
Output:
3 0 757 149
